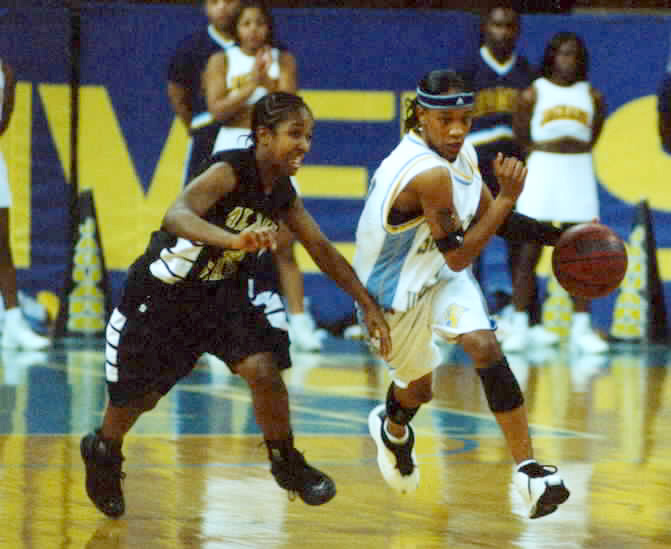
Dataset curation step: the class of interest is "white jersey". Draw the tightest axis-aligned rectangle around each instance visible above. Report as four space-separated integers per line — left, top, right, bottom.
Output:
353 131 483 312
226 45 280 106
530 77 594 143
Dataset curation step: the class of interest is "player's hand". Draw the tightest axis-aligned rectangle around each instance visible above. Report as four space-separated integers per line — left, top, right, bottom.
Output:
234 227 278 252
360 302 391 359
493 153 527 201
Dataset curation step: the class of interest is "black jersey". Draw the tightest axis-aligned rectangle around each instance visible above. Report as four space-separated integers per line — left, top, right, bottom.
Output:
463 47 536 145
124 148 296 305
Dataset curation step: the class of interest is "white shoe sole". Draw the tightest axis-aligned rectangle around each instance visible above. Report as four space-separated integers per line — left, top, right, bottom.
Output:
368 404 419 494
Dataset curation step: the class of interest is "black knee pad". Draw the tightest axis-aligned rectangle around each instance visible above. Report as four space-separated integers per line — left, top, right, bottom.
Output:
385 383 419 425
476 358 524 413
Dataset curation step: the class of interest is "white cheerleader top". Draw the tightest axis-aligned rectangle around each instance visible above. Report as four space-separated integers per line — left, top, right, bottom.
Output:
530 77 594 144
226 46 280 106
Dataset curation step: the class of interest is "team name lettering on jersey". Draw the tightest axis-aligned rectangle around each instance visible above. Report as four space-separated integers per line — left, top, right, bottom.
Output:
198 206 279 281
473 88 519 118
541 105 589 126
231 73 254 91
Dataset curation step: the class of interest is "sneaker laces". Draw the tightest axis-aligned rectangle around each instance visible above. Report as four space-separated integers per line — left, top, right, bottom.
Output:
381 424 415 476
89 438 126 496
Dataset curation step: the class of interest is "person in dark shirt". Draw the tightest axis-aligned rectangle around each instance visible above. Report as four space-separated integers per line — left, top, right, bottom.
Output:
79 92 391 518
463 6 556 350
167 0 239 186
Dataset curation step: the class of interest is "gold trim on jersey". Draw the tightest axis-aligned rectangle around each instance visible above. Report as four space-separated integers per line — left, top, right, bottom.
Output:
448 144 478 182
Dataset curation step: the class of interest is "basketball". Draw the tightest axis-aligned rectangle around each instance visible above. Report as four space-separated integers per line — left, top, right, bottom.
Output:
551 222 628 299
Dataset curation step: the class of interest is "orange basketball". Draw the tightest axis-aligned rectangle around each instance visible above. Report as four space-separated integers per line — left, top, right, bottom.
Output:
551 223 628 299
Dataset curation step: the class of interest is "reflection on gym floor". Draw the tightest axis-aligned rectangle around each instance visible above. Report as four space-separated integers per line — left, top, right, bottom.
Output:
0 337 670 548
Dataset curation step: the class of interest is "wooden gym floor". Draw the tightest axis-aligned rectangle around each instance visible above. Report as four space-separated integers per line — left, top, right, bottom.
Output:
0 335 670 548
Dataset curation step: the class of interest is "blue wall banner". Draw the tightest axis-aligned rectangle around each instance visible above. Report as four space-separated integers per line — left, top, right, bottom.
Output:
2 5 670 331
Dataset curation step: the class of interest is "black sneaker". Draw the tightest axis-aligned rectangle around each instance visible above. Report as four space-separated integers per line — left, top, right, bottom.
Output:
270 447 336 505
80 430 126 518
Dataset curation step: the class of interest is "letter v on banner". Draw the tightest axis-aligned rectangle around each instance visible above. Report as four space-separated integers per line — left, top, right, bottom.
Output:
54 189 112 338
610 200 670 344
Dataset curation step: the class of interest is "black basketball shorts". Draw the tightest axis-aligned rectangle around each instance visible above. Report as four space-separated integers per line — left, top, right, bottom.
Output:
104 282 291 407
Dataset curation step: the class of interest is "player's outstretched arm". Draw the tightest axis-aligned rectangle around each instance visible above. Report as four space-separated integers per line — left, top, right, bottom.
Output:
162 162 277 252
285 197 391 357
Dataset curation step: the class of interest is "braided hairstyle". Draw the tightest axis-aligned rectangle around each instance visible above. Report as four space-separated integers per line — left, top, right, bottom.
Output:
403 69 469 133
251 92 312 144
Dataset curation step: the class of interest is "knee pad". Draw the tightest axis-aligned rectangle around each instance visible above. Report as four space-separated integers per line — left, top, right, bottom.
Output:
385 383 419 425
476 358 524 413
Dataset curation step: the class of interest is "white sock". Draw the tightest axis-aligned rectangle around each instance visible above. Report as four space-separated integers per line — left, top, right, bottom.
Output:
517 458 538 471
384 420 409 444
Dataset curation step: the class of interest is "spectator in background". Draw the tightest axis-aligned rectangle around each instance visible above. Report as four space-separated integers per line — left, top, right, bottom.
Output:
658 44 671 154
462 5 557 351
167 0 240 187
204 0 323 352
510 32 608 353
0 58 49 350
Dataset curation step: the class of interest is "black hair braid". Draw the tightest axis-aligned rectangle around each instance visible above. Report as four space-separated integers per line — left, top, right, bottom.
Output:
251 92 312 144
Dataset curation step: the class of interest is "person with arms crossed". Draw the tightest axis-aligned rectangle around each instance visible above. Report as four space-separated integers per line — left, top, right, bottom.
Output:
463 6 556 351
167 0 239 187
204 0 323 352
80 92 391 518
0 58 49 350
354 69 569 519
511 32 608 353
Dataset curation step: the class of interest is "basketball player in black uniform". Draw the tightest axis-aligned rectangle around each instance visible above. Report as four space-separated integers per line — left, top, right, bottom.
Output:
167 0 239 186
80 92 391 518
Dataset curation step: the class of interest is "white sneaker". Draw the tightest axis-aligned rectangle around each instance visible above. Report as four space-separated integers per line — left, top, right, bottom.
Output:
528 325 560 347
288 313 323 352
570 313 608 354
1 308 50 350
513 461 570 519
494 304 514 342
368 404 419 494
571 330 608 353
501 312 530 353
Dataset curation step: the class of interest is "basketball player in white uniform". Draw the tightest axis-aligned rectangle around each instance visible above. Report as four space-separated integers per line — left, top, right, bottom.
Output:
203 1 323 352
354 69 570 519
0 59 49 350
510 32 608 353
